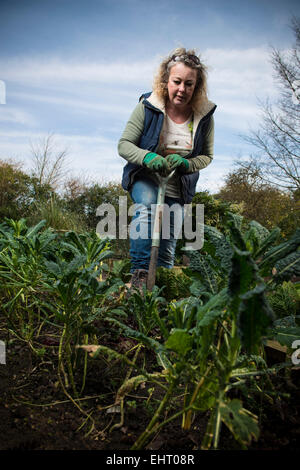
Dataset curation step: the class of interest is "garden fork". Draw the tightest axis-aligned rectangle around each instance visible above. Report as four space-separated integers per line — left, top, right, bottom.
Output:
147 169 175 291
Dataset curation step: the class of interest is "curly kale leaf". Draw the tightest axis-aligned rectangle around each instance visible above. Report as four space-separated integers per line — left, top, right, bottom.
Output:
260 228 300 269
273 251 300 281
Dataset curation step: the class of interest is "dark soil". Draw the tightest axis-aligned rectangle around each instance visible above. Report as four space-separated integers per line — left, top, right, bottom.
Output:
0 333 299 452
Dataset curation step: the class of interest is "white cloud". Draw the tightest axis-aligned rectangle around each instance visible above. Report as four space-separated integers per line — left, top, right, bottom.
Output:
214 100 264 132
0 106 37 126
205 46 278 100
197 156 233 194
0 56 157 87
0 47 284 191
0 128 253 194
1 47 280 127
1 48 277 96
0 129 122 182
10 91 133 116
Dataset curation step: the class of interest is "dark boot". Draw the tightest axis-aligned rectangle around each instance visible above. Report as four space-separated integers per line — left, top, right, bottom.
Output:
130 269 148 292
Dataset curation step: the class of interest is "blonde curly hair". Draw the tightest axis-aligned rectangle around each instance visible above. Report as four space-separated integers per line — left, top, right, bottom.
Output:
152 47 208 111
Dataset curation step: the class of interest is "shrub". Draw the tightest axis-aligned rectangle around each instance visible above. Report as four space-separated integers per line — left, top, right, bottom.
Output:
267 281 300 318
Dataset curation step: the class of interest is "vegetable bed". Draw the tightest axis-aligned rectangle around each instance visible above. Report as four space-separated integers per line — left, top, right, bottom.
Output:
0 216 299 450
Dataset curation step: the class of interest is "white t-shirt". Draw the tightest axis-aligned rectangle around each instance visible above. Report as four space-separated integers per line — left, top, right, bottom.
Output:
156 113 193 198
159 113 193 157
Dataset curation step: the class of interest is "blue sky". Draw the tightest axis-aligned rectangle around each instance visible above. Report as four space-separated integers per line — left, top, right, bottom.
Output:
0 0 299 193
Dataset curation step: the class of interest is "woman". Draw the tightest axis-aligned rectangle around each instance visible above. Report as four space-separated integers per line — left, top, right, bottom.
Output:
118 48 216 289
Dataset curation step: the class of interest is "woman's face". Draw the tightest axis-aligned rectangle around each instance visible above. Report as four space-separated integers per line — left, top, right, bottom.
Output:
167 63 197 109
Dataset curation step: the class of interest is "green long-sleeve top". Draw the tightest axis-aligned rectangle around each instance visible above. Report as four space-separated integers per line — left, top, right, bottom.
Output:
118 92 215 198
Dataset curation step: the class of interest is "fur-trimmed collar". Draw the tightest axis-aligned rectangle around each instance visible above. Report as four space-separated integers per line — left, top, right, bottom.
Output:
144 91 216 140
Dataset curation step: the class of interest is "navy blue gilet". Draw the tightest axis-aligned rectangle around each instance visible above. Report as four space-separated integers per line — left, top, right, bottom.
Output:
121 92 216 204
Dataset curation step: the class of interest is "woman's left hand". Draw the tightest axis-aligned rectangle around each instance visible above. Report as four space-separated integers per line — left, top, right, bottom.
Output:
165 154 189 172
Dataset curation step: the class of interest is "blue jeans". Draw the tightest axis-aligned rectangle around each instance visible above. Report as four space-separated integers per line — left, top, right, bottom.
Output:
129 177 184 272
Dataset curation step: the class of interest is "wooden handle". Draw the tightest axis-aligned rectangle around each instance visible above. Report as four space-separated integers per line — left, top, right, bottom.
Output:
147 246 159 290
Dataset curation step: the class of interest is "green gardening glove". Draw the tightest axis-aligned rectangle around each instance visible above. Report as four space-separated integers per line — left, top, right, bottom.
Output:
143 152 170 176
165 154 189 172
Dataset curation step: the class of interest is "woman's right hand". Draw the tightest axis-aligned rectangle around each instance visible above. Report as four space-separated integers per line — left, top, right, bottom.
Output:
143 152 170 176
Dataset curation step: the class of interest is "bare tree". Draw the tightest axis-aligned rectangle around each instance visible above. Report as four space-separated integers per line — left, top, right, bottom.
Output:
30 133 69 191
63 173 92 200
217 161 298 233
240 17 300 191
